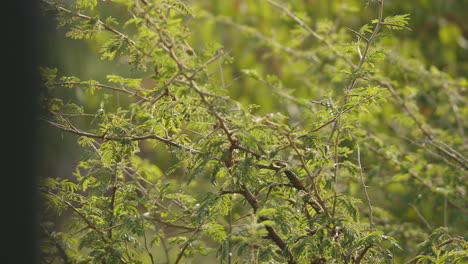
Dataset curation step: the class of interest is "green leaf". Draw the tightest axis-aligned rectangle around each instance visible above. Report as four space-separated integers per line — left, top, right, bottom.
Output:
76 0 98 10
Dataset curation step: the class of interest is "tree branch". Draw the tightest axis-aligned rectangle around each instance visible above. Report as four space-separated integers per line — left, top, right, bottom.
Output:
45 119 201 153
356 143 374 232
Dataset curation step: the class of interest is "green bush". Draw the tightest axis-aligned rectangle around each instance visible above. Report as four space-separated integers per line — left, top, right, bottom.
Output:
39 0 467 263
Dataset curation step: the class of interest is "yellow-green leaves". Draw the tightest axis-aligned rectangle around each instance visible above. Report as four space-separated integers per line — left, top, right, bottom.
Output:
76 0 98 11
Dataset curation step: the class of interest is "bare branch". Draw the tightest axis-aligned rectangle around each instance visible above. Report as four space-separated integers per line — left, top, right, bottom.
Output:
409 203 432 230
346 27 369 42
52 81 150 102
356 143 374 232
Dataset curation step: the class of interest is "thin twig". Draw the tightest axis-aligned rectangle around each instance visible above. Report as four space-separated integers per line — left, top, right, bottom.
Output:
52 81 150 101
173 221 205 264
266 0 356 68
214 15 319 63
354 244 372 264
331 124 341 217
46 119 201 153
408 203 432 230
141 218 155 264
44 191 132 263
356 143 374 232
147 216 196 231
377 78 468 170
446 87 465 139
346 27 369 42
40 224 73 264
107 162 119 239
310 92 380 133
347 0 385 92
365 141 464 211
404 237 464 264
160 234 171 264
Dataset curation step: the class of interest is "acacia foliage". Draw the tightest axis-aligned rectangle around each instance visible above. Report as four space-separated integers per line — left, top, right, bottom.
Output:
39 0 467 263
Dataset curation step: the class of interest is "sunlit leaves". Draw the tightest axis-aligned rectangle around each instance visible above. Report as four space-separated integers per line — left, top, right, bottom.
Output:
359 24 374 35
76 0 98 10
65 16 103 40
100 36 131 60
106 75 142 88
381 14 411 30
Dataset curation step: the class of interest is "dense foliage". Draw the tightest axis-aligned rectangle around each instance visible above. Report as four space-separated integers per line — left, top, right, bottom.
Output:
39 0 467 263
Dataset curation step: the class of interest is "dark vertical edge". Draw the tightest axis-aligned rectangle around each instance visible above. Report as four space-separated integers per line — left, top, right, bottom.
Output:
3 1 43 263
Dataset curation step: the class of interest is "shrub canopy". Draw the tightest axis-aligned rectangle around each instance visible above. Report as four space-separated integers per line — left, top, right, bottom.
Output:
39 0 467 263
